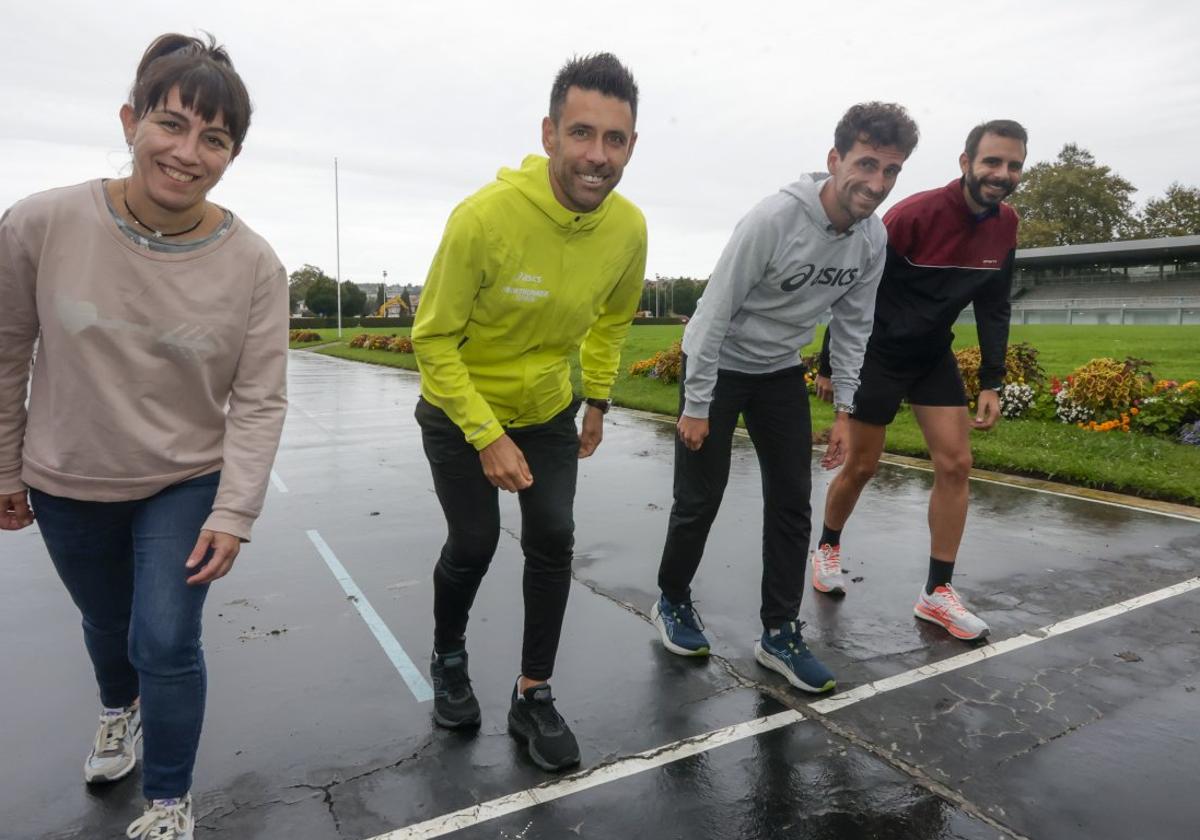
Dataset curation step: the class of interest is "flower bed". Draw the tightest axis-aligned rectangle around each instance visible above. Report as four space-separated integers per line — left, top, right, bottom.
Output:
347 333 414 354
289 330 322 343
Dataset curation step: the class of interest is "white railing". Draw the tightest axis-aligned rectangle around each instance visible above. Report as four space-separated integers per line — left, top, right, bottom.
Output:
1011 296 1200 309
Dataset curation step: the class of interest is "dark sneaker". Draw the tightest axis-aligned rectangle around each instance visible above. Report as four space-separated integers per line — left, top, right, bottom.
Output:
430 650 481 729
753 621 836 693
507 683 580 771
650 594 711 656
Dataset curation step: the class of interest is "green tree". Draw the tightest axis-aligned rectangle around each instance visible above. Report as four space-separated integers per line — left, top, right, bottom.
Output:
289 264 333 313
374 283 386 313
1136 183 1200 239
303 276 339 316
340 281 367 317
1009 144 1137 247
400 285 412 311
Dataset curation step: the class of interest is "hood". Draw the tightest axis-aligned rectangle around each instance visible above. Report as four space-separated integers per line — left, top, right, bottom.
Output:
497 154 613 230
780 171 868 234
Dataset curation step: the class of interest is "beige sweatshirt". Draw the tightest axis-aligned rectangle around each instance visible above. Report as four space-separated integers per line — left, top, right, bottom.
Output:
0 180 288 540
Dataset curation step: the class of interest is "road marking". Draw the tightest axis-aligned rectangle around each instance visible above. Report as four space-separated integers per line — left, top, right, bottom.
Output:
270 469 289 494
371 710 805 839
370 575 1200 839
306 529 433 703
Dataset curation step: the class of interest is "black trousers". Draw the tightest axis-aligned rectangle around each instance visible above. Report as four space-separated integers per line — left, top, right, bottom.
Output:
657 362 813 629
416 397 580 681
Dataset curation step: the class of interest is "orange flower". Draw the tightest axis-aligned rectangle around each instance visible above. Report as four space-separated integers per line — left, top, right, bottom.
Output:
1130 407 1139 415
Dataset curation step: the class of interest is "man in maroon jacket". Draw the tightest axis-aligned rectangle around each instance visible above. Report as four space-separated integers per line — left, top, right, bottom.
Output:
814 119 1028 640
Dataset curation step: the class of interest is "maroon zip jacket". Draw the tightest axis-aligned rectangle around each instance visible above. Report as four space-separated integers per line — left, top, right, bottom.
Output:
820 179 1018 390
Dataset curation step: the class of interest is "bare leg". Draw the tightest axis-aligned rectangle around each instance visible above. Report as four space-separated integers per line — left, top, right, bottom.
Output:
910 405 973 562
822 419 887 530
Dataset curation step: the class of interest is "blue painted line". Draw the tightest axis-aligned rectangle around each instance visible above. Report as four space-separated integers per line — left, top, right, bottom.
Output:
306 529 433 703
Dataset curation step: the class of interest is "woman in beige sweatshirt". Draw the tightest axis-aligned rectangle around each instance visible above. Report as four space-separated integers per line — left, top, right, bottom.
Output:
0 33 287 840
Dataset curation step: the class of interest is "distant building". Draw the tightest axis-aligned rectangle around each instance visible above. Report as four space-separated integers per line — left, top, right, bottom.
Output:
957 235 1200 325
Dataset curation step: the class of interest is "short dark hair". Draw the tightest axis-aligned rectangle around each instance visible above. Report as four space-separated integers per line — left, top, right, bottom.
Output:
549 53 639 125
833 102 920 158
130 32 253 152
964 119 1028 161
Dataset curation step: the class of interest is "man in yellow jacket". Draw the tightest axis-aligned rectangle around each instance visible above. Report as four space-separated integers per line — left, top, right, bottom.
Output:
412 53 646 772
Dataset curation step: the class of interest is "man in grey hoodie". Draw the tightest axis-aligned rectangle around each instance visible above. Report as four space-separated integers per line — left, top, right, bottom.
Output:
650 102 919 693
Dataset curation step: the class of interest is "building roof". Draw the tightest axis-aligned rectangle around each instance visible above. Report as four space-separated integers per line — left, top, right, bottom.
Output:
1015 235 1200 268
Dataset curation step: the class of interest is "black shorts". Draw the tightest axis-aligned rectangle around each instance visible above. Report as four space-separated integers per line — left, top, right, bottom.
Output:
852 346 967 426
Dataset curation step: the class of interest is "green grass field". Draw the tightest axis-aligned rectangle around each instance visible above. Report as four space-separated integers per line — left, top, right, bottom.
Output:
296 323 1200 505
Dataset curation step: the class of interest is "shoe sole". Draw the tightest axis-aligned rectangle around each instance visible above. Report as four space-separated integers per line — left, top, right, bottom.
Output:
84 728 142 784
914 604 990 641
650 603 710 657
753 642 836 694
433 709 481 729
811 575 846 596
507 713 580 772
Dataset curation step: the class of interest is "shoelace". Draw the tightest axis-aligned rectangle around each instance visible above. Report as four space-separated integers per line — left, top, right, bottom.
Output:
815 546 841 575
933 585 969 617
670 600 705 632
773 622 812 659
525 694 566 736
125 800 190 839
95 714 130 754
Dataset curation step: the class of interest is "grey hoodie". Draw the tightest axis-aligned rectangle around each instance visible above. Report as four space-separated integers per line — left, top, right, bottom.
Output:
681 173 886 416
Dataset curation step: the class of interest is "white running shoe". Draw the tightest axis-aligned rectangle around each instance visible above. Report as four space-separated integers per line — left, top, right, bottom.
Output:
810 544 846 595
914 584 990 640
126 793 194 840
85 703 142 783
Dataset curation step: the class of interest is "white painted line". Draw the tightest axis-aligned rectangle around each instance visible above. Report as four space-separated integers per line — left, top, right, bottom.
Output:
370 710 804 840
306 529 433 703
270 469 289 494
366 575 1200 839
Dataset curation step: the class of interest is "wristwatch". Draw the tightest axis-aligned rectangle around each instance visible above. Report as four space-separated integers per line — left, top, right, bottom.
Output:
834 402 855 415
585 397 611 415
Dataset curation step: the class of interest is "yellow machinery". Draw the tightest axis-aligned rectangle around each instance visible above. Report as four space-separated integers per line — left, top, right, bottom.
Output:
374 295 411 317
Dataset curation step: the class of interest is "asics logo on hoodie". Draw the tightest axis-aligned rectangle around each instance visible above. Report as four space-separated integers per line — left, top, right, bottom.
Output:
780 265 859 292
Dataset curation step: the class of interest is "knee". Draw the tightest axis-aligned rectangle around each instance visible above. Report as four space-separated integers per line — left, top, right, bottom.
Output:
522 523 575 571
128 623 202 678
934 450 973 485
841 457 879 488
440 527 501 575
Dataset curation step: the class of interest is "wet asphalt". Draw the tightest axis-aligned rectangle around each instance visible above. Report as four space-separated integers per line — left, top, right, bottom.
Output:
1 351 1197 840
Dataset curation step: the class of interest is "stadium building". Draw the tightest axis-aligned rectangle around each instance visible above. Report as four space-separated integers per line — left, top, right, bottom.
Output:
960 234 1200 325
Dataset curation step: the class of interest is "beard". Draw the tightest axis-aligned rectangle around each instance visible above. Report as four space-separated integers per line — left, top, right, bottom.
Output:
965 171 1014 208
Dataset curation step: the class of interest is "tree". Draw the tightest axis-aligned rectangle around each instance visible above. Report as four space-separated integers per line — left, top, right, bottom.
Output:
339 281 367 317
1009 144 1137 247
400 285 412 311
1136 183 1200 239
374 284 386 313
305 278 367 317
303 276 339 316
289 264 334 313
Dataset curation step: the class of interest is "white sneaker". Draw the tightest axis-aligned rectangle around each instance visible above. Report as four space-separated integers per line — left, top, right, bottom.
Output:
914 584 990 640
84 703 142 783
810 544 846 595
126 793 194 840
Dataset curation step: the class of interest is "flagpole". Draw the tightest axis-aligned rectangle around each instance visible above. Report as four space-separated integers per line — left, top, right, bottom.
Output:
335 156 342 338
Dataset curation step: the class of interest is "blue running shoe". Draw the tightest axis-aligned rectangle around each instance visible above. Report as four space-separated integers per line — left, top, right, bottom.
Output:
651 594 710 656
754 621 835 693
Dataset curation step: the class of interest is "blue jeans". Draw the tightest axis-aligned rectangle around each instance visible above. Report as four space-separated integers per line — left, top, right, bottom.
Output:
30 471 219 800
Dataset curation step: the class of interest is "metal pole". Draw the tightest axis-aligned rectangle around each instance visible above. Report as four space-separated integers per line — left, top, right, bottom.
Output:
335 157 342 338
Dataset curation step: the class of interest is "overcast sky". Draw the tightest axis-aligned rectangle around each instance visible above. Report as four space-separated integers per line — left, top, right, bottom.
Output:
2 0 1197 287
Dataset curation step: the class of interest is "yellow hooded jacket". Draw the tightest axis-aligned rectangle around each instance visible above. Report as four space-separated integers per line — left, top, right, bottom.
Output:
413 155 647 450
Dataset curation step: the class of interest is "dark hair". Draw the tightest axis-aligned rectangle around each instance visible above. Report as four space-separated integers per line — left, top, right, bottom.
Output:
130 32 252 152
549 53 639 125
964 119 1028 161
833 102 920 158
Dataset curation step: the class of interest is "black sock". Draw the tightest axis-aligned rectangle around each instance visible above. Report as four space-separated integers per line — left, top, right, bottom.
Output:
926 557 954 595
819 524 842 547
